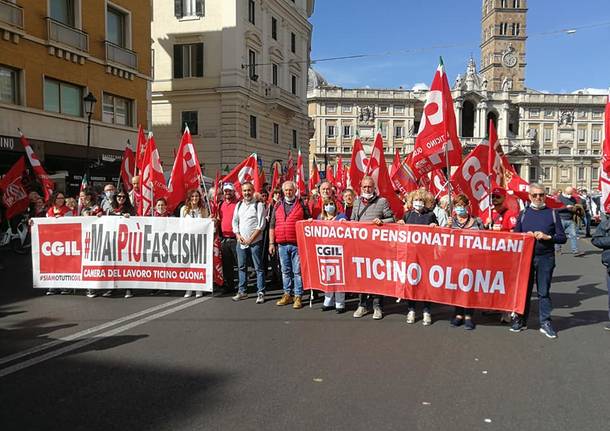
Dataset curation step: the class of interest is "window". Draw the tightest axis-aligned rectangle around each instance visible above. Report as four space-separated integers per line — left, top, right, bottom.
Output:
291 74 297 95
181 111 198 135
50 0 75 26
248 0 255 24
499 22 508 35
342 105 352 113
592 167 599 179
394 105 404 114
174 0 204 18
326 104 337 113
500 0 508 7
578 167 585 181
102 93 133 126
543 166 551 179
44 78 82 116
544 149 552 155
593 128 601 143
292 129 297 149
544 109 553 118
328 147 335 153
512 23 520 36
543 128 553 142
327 125 336 138
593 110 603 119
343 146 350 153
529 167 537 181
290 32 296 53
248 49 257 80
272 63 278 85
513 0 520 8
578 128 587 143
0 66 19 104
379 105 388 113
271 16 277 40
577 109 587 119
578 149 586 155
107 6 126 47
173 43 203 78
530 108 540 118
593 149 600 155
249 115 257 138
558 147 571 155
343 125 352 138
380 122 388 138
561 167 569 179
273 123 279 144
395 125 404 138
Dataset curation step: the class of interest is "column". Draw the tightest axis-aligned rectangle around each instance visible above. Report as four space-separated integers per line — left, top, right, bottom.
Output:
454 99 463 137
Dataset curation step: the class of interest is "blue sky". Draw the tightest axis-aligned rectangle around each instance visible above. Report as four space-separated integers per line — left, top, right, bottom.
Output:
309 0 610 93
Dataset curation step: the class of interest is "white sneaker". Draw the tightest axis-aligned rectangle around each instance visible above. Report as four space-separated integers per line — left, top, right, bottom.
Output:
124 290 133 299
102 290 113 297
195 291 203 298
232 292 248 301
86 291 97 298
372 306 383 320
406 310 416 324
184 290 193 298
45 289 57 296
256 292 265 304
353 306 369 318
423 312 432 326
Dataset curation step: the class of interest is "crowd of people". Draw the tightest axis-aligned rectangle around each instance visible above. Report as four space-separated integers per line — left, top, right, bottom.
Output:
2 171 609 339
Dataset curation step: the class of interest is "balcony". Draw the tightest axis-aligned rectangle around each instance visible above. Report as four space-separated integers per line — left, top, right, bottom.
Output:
46 17 88 52
0 0 23 29
105 40 138 71
264 85 303 116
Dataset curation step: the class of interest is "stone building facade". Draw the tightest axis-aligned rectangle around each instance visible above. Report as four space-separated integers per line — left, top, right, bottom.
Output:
308 0 607 193
151 0 315 177
0 0 152 193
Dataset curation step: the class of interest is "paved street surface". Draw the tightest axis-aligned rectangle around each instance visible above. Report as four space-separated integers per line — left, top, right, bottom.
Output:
1 235 609 431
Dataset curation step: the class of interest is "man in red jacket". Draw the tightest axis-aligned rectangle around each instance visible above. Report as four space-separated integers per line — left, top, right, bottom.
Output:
269 181 311 309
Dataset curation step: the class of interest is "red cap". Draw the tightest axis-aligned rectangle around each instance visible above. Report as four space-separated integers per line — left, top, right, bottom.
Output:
491 187 507 196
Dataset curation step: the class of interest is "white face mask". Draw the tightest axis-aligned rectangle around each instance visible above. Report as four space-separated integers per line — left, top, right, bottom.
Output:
284 196 295 203
361 192 374 200
413 200 425 211
530 201 546 210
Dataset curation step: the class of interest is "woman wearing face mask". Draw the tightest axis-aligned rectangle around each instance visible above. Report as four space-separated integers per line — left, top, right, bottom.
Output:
181 190 210 298
447 194 484 330
398 189 438 325
318 197 348 313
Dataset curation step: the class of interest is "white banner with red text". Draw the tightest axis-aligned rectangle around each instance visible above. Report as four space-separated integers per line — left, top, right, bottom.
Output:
297 221 535 313
31 217 213 291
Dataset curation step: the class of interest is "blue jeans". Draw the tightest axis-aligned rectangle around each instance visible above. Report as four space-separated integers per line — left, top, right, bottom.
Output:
556 219 578 253
278 243 303 296
236 241 265 294
522 254 555 324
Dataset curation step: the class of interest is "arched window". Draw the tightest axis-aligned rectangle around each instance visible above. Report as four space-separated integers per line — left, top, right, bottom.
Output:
462 100 475 138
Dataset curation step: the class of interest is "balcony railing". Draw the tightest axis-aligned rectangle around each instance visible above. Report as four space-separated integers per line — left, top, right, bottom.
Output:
0 0 23 29
105 40 138 70
47 17 88 52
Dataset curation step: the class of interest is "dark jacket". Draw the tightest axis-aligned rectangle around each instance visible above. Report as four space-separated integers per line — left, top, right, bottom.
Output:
591 216 610 269
514 207 567 256
557 194 577 221
403 209 437 226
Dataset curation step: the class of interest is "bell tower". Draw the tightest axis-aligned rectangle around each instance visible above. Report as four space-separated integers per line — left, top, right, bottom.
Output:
480 0 527 91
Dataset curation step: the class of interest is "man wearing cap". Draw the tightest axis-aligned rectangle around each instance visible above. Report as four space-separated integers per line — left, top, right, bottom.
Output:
485 187 518 232
218 182 239 294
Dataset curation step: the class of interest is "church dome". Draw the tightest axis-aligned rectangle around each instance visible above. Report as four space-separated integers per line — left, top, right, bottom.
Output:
307 67 329 92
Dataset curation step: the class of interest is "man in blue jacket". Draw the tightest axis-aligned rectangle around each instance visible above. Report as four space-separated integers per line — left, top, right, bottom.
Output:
513 183 567 338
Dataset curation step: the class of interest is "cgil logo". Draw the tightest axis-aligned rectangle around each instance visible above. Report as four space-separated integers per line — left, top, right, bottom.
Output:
316 244 345 286
41 241 81 257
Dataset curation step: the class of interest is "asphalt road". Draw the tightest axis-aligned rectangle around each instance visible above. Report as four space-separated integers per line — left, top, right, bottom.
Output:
1 235 609 431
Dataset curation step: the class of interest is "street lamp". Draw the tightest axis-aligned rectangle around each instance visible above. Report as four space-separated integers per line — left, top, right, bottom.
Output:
83 91 97 180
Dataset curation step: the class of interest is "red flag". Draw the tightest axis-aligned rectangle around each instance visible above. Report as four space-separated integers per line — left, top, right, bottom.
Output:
600 96 610 213
19 132 54 201
120 145 135 192
166 127 203 212
309 159 321 192
325 165 335 185
222 154 259 196
286 150 295 181
349 135 368 195
398 59 462 181
451 141 491 218
138 133 168 216
295 149 306 197
135 125 147 173
429 169 449 198
391 153 418 194
366 132 404 219
0 157 29 219
390 149 401 179
336 158 346 193
270 163 280 200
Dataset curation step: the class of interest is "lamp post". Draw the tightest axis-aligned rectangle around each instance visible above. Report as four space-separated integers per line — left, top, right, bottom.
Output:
83 91 97 180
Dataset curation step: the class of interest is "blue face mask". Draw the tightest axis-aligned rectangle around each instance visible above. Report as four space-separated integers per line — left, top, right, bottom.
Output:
324 205 336 214
455 206 468 217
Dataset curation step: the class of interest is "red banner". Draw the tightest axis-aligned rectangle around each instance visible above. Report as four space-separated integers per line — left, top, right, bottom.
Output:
297 221 535 313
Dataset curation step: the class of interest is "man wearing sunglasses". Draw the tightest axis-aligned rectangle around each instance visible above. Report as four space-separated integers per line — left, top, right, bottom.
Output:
512 183 567 339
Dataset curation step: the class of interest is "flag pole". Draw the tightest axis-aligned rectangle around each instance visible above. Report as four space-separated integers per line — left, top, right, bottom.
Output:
444 142 453 215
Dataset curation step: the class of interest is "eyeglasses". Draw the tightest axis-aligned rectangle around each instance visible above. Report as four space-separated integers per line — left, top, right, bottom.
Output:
530 193 545 198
